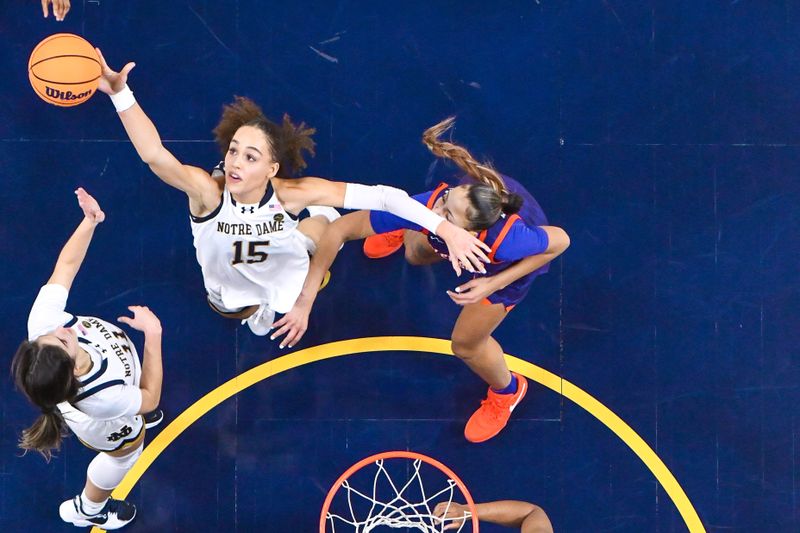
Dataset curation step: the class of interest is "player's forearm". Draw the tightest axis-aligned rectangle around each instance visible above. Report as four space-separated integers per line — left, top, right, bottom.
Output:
297 231 345 306
474 500 538 526
489 253 548 290
491 226 570 290
117 102 167 165
138 330 163 408
48 217 98 286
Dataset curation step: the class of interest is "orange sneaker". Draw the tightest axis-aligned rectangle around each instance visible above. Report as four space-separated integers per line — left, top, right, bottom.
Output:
464 373 528 443
363 230 404 259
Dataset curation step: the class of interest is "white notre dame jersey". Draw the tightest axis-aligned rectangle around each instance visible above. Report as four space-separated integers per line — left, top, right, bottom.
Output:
190 181 312 314
27 285 144 452
58 315 145 451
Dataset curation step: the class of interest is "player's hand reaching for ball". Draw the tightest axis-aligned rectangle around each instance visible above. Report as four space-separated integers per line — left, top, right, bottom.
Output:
75 187 105 225
95 48 135 95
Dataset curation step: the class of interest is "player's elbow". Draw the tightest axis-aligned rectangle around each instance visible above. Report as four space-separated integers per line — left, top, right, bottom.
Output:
558 227 570 251
546 226 570 254
138 388 161 414
522 504 554 533
140 144 167 167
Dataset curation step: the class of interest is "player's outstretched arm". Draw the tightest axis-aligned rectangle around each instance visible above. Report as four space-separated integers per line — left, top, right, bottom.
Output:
95 48 219 209
47 188 105 291
434 500 553 532
278 177 490 275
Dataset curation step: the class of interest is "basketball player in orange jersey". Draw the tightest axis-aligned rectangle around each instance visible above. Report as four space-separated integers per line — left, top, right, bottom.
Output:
273 118 570 442
93 49 490 336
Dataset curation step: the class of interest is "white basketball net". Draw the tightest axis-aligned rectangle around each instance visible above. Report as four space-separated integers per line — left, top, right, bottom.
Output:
325 458 472 532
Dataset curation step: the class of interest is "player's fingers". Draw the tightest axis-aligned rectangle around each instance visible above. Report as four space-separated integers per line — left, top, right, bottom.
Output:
471 236 491 254
288 326 305 346
95 48 111 71
454 279 477 293
449 256 462 276
284 327 306 349
464 252 485 273
450 290 479 305
42 0 49 18
446 290 465 305
278 326 296 348
457 254 474 273
120 62 136 79
117 316 131 325
270 324 290 341
472 243 490 262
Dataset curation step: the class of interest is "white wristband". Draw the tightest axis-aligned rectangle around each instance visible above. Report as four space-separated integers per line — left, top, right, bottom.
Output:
109 85 136 113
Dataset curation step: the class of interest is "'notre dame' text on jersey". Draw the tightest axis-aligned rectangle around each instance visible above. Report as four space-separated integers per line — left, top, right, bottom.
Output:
190 181 312 313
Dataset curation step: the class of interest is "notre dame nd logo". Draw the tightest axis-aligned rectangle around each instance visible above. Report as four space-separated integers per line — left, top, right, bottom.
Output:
107 425 133 442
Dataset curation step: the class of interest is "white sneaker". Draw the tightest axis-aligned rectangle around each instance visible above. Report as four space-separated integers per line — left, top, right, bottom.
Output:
59 495 136 530
242 304 275 336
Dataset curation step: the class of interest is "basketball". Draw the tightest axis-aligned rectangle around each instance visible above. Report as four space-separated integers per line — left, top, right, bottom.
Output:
28 33 101 107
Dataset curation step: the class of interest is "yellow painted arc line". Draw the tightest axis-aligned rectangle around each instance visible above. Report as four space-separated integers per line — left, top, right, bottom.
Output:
91 336 704 533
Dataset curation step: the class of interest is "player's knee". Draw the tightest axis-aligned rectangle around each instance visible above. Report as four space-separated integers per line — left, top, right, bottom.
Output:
450 337 482 360
86 444 143 491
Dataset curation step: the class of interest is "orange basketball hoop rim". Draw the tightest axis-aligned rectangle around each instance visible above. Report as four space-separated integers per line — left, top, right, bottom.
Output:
319 450 480 532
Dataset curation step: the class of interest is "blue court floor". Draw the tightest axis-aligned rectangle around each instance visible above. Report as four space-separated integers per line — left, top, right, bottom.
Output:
1 2 799 531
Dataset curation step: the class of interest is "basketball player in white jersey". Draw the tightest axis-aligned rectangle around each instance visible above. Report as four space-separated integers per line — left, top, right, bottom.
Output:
12 188 164 530
94 49 490 335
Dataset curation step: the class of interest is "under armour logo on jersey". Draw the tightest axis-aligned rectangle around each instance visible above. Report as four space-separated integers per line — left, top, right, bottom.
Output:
241 206 255 214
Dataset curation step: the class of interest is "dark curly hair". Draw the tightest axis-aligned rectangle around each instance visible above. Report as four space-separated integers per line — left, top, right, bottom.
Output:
212 96 316 177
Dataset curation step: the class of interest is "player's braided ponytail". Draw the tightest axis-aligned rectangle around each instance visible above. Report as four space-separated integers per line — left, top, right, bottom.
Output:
422 117 523 230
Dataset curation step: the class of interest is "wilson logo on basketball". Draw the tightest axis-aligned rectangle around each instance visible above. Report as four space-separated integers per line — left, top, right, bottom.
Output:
44 86 92 101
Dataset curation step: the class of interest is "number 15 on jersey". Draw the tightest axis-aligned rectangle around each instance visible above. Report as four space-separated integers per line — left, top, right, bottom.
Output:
231 241 270 265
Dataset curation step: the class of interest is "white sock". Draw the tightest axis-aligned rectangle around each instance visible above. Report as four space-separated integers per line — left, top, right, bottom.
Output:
80 490 106 515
